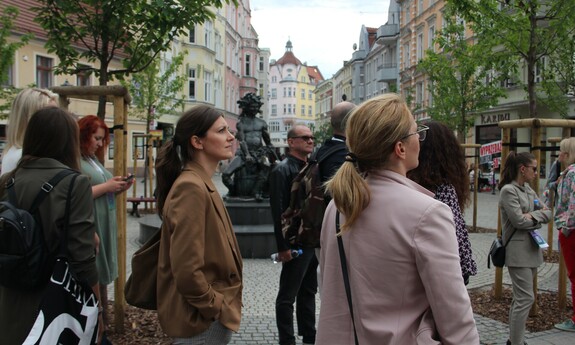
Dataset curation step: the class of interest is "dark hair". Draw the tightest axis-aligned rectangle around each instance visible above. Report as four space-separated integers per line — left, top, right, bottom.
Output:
78 115 109 158
19 106 81 171
407 121 470 210
498 151 536 189
155 105 223 215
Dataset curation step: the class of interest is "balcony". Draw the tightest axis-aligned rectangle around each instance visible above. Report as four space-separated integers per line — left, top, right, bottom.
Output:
351 49 367 62
377 63 398 83
376 24 399 44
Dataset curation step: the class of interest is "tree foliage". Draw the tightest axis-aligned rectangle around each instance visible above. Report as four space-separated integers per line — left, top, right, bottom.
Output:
123 52 186 134
418 3 508 142
0 6 33 115
32 0 236 117
450 0 575 118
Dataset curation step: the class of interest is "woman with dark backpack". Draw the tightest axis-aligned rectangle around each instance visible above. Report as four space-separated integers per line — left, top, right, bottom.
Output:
0 107 100 344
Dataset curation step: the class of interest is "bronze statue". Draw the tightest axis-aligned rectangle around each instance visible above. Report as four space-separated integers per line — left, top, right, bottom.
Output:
222 93 277 201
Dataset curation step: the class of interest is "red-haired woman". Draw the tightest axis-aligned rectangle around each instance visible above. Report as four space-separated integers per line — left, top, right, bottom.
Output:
78 115 133 329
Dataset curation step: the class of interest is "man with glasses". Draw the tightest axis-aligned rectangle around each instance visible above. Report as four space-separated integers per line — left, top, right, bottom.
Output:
270 124 317 345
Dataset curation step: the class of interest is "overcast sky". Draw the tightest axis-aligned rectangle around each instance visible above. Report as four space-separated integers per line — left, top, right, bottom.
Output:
250 0 391 79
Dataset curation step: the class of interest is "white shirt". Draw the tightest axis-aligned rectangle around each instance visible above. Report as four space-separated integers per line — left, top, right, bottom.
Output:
1 146 22 176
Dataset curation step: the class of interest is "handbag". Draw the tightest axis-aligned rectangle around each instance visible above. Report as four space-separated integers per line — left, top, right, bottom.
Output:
336 211 359 345
125 227 161 310
488 227 517 269
24 174 100 345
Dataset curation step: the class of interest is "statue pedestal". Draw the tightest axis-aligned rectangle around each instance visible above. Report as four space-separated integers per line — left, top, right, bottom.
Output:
225 201 275 259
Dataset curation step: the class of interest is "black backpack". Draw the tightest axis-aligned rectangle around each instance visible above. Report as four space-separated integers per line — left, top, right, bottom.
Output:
281 145 346 247
0 169 76 290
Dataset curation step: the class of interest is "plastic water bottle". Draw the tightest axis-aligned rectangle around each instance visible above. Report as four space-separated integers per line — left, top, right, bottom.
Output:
270 249 303 263
534 199 542 210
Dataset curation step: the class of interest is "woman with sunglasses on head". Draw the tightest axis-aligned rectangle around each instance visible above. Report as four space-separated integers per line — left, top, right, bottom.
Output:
316 94 478 344
498 151 551 345
408 121 477 285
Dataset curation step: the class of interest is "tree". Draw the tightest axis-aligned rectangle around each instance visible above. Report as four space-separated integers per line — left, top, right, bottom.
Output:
312 120 332 146
451 0 575 118
418 3 508 142
33 0 236 118
0 6 32 115
123 52 186 135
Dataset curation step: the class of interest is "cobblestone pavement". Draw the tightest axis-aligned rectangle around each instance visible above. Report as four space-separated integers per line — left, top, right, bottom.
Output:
116 177 574 345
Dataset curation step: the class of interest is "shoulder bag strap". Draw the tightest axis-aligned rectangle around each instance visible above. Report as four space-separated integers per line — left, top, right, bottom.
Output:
6 169 76 212
336 211 359 345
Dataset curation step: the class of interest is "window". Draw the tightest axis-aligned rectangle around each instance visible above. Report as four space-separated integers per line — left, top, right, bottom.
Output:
301 105 305 116
535 57 546 83
271 104 277 116
188 68 196 99
269 121 280 132
416 82 424 106
287 87 292 97
215 31 222 60
403 43 411 69
283 87 286 97
308 90 312 100
108 134 114 160
204 71 212 102
283 104 286 114
1 63 13 87
308 106 312 116
259 56 264 71
301 88 305 99
205 21 213 49
245 54 251 76
418 0 423 15
189 25 196 43
272 76 277 83
36 55 53 88
288 104 292 114
259 83 264 97
417 32 424 60
76 64 91 86
133 132 145 160
428 26 435 51
271 88 277 99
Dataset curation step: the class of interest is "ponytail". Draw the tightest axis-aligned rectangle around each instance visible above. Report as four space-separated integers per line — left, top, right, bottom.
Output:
498 151 535 189
155 140 182 216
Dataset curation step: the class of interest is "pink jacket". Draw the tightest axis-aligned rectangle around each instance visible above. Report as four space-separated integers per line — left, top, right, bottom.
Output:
317 170 479 344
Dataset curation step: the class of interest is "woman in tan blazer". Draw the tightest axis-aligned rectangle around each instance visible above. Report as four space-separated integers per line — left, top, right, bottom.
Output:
155 105 243 344
316 94 479 344
499 151 550 345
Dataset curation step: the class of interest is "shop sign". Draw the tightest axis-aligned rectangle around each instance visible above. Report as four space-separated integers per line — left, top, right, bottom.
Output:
480 113 510 125
480 140 502 157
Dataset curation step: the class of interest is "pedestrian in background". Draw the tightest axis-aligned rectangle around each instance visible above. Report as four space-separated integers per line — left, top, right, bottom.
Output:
270 124 318 345
317 94 478 344
315 101 355 292
1 88 58 176
155 105 242 344
498 151 551 345
78 115 133 330
551 138 575 332
0 107 100 344
408 121 477 285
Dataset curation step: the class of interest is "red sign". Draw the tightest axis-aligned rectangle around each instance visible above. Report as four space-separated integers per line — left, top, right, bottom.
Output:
480 141 502 157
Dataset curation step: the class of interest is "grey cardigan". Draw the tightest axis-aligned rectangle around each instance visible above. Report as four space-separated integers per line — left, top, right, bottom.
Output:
499 181 551 268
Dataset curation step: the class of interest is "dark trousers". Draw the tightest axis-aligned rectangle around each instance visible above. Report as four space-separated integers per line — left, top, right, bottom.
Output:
276 248 318 345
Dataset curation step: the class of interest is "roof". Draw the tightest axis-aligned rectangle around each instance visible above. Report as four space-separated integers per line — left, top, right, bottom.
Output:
306 66 324 84
2 0 48 39
367 27 378 49
273 51 302 66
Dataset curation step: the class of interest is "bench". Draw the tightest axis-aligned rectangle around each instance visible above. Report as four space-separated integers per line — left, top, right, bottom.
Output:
127 197 156 217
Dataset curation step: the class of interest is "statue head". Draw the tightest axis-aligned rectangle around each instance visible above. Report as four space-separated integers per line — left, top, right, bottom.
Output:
238 93 263 117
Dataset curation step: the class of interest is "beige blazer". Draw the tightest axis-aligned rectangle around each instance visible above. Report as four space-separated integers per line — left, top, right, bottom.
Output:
157 161 243 337
499 181 551 268
317 170 479 345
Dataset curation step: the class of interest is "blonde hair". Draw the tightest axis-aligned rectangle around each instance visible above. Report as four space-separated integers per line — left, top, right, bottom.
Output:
6 88 58 150
560 137 575 166
326 93 413 233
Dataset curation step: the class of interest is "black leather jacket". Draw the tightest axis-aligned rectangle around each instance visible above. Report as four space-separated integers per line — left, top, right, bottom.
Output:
269 154 306 252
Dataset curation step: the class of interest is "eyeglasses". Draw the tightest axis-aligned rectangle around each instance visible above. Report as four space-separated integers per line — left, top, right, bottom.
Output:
401 124 429 142
290 135 315 142
524 165 538 172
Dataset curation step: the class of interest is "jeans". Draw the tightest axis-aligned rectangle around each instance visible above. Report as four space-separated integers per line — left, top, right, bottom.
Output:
559 232 575 322
276 248 318 345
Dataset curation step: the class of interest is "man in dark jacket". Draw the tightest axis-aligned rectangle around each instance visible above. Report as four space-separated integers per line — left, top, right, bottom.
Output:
270 124 317 345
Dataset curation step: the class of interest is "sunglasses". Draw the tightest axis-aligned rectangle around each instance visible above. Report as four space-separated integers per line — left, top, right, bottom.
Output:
290 135 315 142
524 165 538 172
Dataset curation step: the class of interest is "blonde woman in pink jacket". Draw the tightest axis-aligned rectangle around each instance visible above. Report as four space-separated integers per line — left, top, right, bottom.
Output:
316 94 479 344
